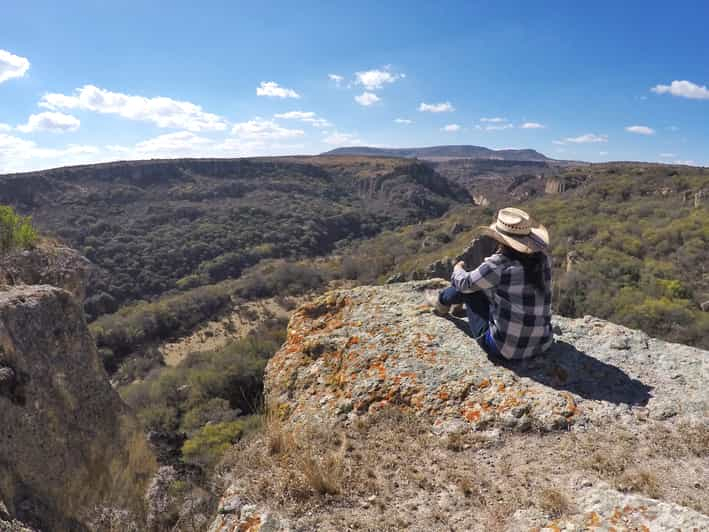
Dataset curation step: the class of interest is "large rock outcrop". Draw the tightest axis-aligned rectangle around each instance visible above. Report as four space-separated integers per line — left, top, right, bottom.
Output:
0 285 154 530
0 242 92 302
211 280 708 531
265 279 705 433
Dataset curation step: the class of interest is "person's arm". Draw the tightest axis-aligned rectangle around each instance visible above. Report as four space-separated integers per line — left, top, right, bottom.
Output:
451 254 504 293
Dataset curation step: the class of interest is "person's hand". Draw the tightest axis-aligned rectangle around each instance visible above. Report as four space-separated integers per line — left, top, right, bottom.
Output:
454 260 465 271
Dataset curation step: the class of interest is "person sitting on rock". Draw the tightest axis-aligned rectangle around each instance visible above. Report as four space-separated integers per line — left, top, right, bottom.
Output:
425 207 553 360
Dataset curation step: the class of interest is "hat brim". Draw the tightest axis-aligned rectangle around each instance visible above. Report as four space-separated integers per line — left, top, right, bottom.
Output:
478 223 549 254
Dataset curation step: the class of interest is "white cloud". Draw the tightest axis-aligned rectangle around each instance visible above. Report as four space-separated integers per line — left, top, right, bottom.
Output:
419 101 454 113
0 49 30 84
131 131 214 158
107 129 306 161
256 81 300 98
40 84 227 131
328 73 344 86
651 80 709 100
442 124 461 132
354 68 404 90
394 118 413 124
231 119 304 140
625 125 655 135
0 123 11 132
354 92 380 106
560 133 608 144
673 159 695 165
16 112 80 133
599 151 608 156
659 153 676 158
484 124 513 131
520 122 545 129
274 111 331 128
667 126 680 132
480 117 507 123
322 130 361 146
552 140 566 145
0 133 98 173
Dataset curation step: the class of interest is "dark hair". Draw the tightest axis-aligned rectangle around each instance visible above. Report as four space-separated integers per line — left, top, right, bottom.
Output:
499 245 546 291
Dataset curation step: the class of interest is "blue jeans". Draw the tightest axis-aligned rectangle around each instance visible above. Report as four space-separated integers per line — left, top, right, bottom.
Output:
439 286 502 357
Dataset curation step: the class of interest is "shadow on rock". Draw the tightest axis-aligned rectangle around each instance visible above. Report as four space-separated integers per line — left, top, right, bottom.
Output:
496 340 653 406
445 316 653 406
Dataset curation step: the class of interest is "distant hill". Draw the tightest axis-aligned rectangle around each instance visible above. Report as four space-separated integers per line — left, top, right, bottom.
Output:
322 144 551 162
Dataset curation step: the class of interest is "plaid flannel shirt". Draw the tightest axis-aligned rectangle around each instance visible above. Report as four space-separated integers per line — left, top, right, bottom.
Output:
451 252 553 359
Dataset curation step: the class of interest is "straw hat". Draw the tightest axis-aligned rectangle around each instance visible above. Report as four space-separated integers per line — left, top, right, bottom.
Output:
478 207 549 254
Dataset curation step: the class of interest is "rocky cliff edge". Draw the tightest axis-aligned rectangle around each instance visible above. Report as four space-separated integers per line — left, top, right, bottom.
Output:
0 284 153 529
211 280 708 531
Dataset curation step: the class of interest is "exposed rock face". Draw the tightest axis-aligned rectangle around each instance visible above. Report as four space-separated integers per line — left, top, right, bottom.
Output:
209 280 709 530
265 280 708 431
0 242 92 302
0 286 154 530
544 177 567 194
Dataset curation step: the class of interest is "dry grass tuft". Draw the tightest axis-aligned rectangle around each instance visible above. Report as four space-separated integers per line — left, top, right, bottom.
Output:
539 487 571 519
299 440 345 496
617 469 661 498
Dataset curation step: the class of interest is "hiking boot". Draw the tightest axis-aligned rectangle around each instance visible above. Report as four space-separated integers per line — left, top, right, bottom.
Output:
450 304 466 318
424 290 450 316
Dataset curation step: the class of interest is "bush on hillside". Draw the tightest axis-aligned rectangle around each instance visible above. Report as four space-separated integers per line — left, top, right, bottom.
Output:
0 205 38 253
119 320 286 466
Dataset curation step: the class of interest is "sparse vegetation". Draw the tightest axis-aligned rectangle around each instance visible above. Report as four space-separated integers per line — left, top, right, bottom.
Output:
119 319 286 467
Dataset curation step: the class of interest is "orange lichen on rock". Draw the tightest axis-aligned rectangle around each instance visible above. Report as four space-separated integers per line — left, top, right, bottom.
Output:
239 514 261 532
462 408 481 422
585 511 601 527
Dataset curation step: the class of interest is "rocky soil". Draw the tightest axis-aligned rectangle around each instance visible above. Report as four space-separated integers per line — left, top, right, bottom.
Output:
211 280 708 531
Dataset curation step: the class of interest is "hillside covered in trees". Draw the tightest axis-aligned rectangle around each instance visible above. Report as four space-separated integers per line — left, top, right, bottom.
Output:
0 156 468 319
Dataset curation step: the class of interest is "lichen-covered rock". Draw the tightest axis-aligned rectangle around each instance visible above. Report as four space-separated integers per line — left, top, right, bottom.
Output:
0 241 92 301
209 280 709 531
208 486 289 532
266 280 708 433
528 483 709 531
0 285 154 530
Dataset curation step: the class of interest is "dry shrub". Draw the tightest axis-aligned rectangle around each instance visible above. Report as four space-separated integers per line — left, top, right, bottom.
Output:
539 487 570 518
220 409 346 503
617 469 661 498
298 440 345 496
678 421 709 457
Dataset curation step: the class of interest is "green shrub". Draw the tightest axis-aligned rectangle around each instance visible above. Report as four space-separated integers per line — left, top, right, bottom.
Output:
0 205 38 253
182 417 260 466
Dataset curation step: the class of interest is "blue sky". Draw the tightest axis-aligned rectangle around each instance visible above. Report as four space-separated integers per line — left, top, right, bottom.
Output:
1 0 708 172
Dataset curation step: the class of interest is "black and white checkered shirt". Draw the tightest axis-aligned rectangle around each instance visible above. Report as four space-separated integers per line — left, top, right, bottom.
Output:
451 252 553 359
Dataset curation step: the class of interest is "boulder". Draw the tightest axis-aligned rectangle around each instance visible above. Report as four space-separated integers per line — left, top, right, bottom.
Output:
263 280 708 432
0 285 155 529
0 242 92 302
